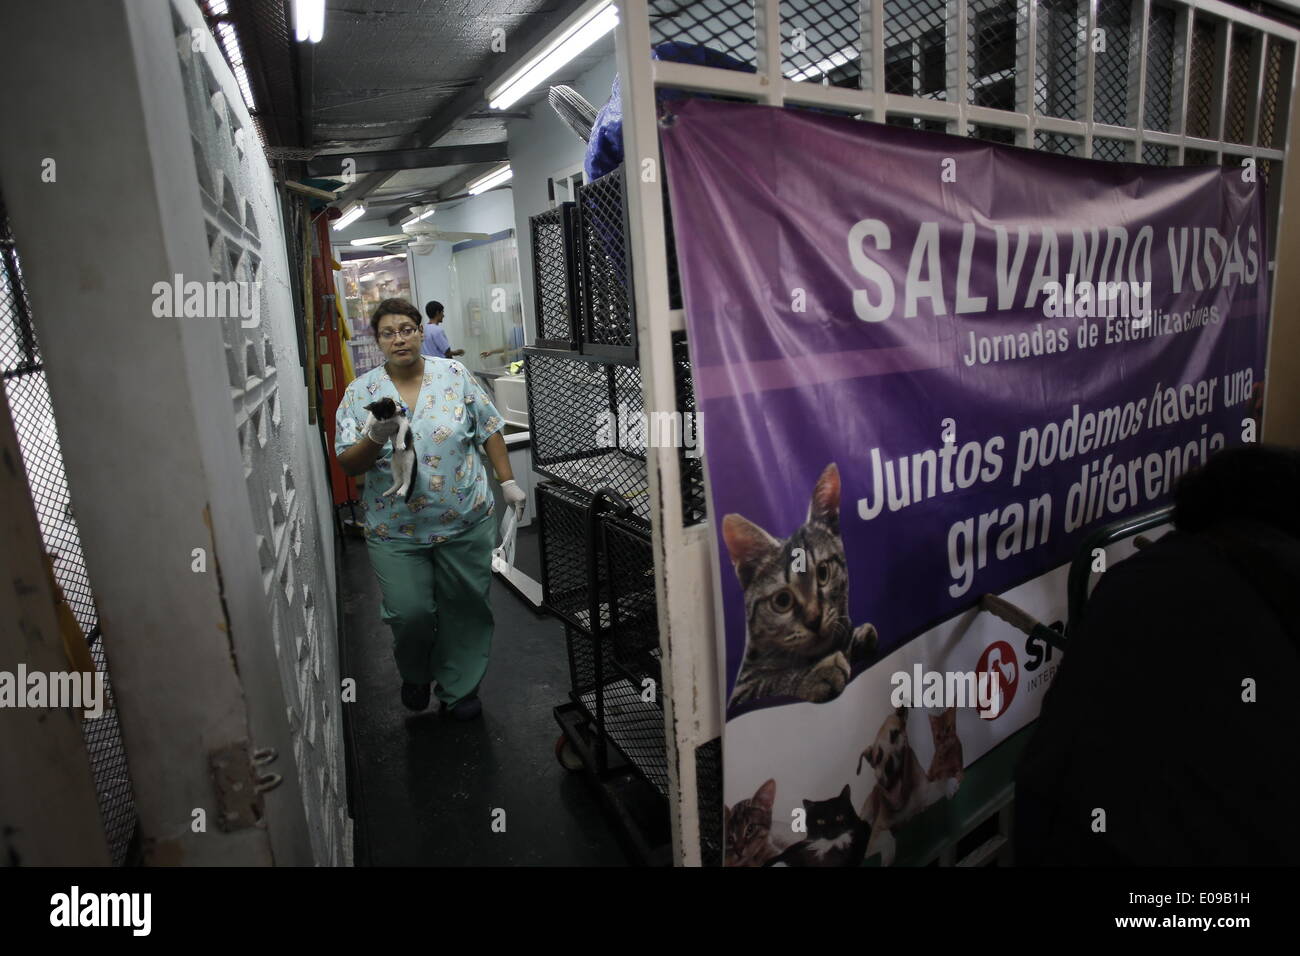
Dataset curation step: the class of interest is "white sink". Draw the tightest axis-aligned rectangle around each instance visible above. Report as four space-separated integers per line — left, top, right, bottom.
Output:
492 373 529 428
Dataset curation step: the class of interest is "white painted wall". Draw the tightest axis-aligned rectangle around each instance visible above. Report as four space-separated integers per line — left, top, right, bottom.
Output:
507 53 618 338
0 0 344 865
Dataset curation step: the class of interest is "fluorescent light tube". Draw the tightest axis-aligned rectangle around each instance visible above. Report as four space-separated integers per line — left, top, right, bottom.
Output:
402 205 437 226
294 0 325 43
332 203 365 231
487 1 617 110
467 165 513 195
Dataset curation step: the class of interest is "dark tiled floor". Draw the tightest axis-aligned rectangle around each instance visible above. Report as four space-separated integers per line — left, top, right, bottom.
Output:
339 533 629 866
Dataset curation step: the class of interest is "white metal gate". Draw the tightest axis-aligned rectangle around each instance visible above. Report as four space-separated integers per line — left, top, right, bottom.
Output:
610 0 1299 864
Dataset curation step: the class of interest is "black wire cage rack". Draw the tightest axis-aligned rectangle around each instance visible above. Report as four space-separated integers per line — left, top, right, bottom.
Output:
529 201 581 352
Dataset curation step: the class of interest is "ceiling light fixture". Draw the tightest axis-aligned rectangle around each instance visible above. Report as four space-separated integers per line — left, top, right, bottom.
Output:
486 0 617 110
332 202 365 231
466 165 513 195
294 0 325 43
402 204 437 226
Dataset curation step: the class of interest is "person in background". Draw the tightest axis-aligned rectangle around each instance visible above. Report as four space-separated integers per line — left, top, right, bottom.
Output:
335 298 526 719
1015 443 1300 865
480 313 526 364
422 300 464 359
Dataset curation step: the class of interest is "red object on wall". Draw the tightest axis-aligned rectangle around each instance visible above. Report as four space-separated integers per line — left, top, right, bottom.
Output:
310 212 357 507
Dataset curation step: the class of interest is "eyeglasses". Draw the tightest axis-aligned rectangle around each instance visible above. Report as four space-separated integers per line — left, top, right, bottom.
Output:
378 325 420 342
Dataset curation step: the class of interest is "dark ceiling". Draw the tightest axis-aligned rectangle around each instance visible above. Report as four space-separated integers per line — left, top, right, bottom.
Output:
220 0 610 224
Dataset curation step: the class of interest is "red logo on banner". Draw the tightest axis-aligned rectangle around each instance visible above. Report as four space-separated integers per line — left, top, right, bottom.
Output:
976 641 1018 720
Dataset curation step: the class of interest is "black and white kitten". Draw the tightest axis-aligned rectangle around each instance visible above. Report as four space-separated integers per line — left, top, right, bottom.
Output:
364 398 417 501
764 785 869 867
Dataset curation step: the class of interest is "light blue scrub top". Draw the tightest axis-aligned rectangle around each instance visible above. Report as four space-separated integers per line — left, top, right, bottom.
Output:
335 356 504 543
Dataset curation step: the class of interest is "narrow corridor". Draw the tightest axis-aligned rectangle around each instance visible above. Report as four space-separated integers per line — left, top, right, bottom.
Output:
339 528 629 866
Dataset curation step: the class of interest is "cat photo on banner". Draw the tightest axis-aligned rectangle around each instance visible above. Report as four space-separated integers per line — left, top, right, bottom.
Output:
723 463 878 708
723 703 966 867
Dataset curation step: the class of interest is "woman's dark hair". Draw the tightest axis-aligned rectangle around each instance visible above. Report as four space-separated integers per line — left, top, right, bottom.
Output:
1174 443 1300 539
425 300 444 321
371 298 423 337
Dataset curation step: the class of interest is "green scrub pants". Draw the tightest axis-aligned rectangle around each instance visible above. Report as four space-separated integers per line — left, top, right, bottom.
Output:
365 514 495 706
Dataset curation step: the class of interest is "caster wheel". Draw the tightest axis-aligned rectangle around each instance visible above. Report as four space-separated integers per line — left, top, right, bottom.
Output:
555 733 583 771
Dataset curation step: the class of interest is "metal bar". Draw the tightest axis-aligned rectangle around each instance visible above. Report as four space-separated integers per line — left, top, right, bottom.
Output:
1246 25 1266 147
870 0 887 120
1191 0 1300 41
1259 39 1299 436
281 179 338 201
302 202 317 426
1016 0 1037 148
754 0 784 106
1174 4 1193 159
1084 0 1099 157
306 143 510 178
651 59 765 97
1212 18 1230 145
616 0 705 867
957 0 971 136
1131 0 1149 154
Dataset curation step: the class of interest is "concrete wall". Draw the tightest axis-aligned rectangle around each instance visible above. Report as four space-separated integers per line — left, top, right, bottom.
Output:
0 0 344 864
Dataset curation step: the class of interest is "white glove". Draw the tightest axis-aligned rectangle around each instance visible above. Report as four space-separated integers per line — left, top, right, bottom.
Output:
363 413 400 445
501 479 526 515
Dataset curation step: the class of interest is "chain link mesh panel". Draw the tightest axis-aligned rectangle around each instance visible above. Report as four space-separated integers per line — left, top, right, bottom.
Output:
1186 17 1218 140
575 660 670 797
538 484 660 727
530 204 580 350
538 481 613 632
1143 143 1173 165
649 0 757 66
1094 0 1134 126
781 0 861 86
969 0 1018 110
1260 37 1294 149
1145 3 1177 132
604 512 660 688
884 0 949 100
578 167 636 356
525 350 651 522
1225 29 1256 145
696 736 723 866
0 194 136 866
968 123 1018 144
1035 0 1084 121
1092 136 1133 163
1035 130 1082 155
1184 147 1217 164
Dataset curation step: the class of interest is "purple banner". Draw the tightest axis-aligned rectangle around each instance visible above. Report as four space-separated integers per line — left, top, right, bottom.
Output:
662 99 1268 866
